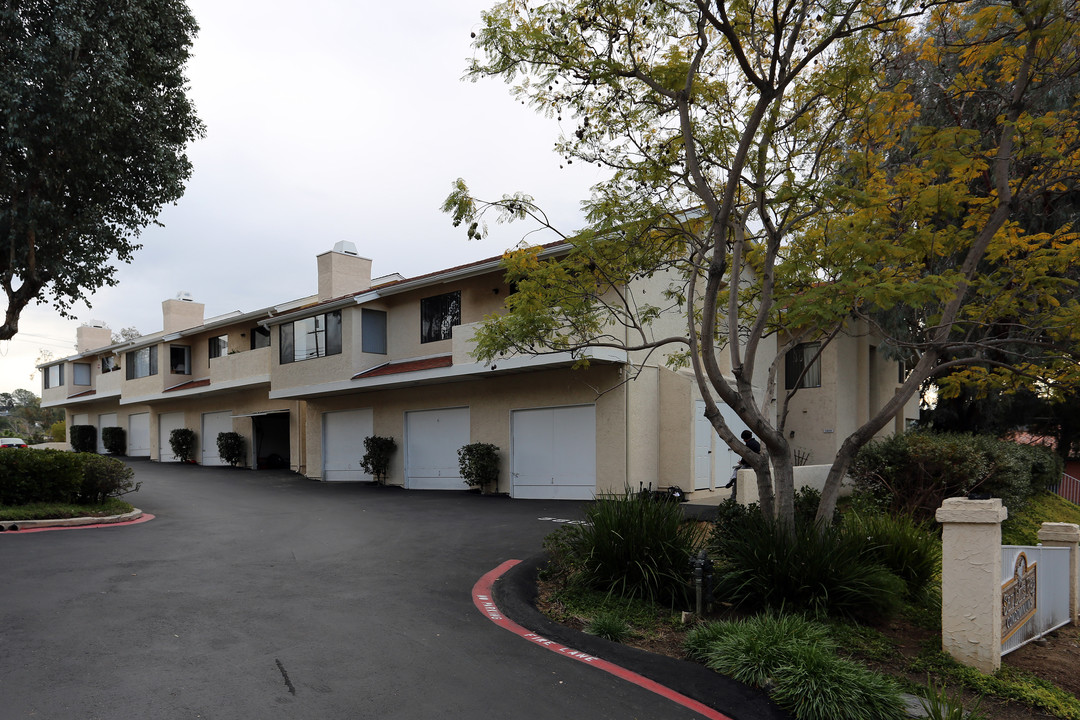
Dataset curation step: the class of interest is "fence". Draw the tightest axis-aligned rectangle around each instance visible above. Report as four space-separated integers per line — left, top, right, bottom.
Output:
1000 545 1072 656
1051 473 1080 504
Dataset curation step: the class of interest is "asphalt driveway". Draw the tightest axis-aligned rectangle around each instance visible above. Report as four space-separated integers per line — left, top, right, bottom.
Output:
0 460 725 719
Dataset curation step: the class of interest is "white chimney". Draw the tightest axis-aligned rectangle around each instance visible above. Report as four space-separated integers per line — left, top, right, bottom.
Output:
162 293 205 332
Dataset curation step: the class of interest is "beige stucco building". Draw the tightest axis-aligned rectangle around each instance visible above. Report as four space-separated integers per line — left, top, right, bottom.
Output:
40 242 919 500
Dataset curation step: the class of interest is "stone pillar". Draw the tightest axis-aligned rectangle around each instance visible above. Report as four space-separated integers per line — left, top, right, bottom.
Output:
936 497 1008 674
1037 522 1080 623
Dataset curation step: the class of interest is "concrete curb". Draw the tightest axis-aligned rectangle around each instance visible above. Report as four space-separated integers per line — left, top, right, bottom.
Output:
0 508 143 532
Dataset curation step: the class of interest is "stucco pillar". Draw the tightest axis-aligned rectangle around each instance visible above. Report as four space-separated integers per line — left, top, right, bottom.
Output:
1037 522 1080 623
936 497 1008 674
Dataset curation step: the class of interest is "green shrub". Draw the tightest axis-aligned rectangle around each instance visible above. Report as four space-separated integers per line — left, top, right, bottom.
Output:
216 432 245 467
918 678 986 720
49 420 66 442
544 489 708 605
690 613 905 720
710 511 905 620
458 442 500 490
0 448 84 504
78 454 140 503
101 426 126 455
585 612 632 642
169 428 197 462
360 435 396 483
841 511 941 603
849 431 1060 522
69 425 97 454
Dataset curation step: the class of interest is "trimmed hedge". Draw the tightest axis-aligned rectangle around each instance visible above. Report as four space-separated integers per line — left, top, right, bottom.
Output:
70 425 97 454
216 432 245 467
102 426 126 455
0 449 138 505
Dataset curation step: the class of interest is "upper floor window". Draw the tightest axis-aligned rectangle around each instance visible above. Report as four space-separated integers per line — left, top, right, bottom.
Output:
126 346 158 379
73 363 91 386
44 364 64 389
250 326 270 350
362 309 387 354
101 356 119 374
279 310 342 364
209 335 228 360
785 342 821 390
420 291 460 344
170 345 191 375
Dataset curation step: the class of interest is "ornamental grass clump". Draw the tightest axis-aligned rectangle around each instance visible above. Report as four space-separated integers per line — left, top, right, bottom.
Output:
543 488 707 605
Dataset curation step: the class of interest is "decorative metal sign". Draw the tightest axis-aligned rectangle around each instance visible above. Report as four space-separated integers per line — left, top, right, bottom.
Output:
1002 552 1038 643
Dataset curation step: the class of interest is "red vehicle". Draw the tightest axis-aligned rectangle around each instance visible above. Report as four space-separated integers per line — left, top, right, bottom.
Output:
0 437 28 448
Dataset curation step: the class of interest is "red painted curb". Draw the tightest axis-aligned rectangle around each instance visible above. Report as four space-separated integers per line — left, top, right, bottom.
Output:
0 513 155 534
472 559 733 720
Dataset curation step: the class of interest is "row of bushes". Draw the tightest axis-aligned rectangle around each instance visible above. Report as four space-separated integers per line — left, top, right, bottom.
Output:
68 425 246 467
0 448 140 505
360 436 501 490
849 430 1061 521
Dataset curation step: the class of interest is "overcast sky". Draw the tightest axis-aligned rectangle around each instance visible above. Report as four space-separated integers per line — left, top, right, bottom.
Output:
0 0 602 395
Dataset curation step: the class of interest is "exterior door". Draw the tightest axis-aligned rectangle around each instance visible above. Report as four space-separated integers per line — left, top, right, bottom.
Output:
201 411 234 466
322 408 373 481
405 408 469 490
97 413 118 454
158 412 185 462
128 413 151 457
511 405 596 500
694 400 751 491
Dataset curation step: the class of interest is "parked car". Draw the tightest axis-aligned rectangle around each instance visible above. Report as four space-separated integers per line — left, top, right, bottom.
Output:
0 437 28 448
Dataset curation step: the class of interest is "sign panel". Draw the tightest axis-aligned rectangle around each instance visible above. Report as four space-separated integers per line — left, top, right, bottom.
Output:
1001 552 1037 642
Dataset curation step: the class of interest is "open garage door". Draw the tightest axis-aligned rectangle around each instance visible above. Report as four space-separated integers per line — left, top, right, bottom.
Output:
511 405 596 500
158 412 185 462
322 409 373 481
128 413 150 457
405 408 469 490
201 411 234 466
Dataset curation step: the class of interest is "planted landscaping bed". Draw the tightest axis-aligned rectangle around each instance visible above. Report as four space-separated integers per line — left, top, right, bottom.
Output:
0 448 140 522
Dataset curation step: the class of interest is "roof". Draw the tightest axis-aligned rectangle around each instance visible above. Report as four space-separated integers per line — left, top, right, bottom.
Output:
351 356 454 380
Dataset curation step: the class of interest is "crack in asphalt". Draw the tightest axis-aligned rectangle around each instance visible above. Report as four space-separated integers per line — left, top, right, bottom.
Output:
275 658 297 695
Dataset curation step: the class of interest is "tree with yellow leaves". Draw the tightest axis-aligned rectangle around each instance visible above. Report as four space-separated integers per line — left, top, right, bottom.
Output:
445 0 1080 526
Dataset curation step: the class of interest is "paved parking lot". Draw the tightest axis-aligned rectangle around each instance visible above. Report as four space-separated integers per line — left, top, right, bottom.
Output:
0 461 725 719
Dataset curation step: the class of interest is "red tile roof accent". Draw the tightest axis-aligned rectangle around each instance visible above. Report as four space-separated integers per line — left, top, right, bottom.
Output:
165 378 212 392
352 355 453 380
67 389 97 399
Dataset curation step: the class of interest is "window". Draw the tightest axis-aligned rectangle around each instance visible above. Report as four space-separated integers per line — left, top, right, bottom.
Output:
209 335 228 360
250 326 270 350
785 342 821 389
73 363 91 386
420 290 460 344
362 309 387 354
126 346 158 379
101 356 119 374
170 345 191 375
44 364 64 388
279 310 342 364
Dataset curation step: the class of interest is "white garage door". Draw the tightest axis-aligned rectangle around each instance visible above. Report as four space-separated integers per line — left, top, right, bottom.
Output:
405 408 469 490
201 411 234 466
128 413 151 457
158 412 185 462
694 400 750 491
323 408 373 481
511 405 596 500
97 413 118 454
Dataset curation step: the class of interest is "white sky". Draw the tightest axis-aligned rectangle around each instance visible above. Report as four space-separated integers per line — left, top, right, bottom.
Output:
0 0 602 395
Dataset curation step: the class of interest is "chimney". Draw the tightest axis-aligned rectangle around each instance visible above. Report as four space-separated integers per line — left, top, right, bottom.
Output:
162 292 205 333
76 321 112 353
317 241 372 301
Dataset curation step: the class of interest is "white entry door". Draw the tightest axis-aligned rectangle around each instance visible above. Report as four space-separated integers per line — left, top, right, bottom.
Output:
511 405 596 500
405 408 469 490
323 408 374 481
201 411 234 466
158 412 185 462
97 413 118 454
694 400 751 491
128 413 151 457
